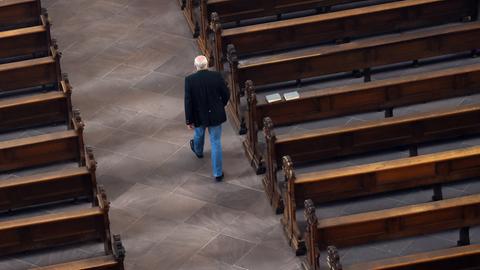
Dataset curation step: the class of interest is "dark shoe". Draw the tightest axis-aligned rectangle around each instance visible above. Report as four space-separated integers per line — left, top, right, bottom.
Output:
215 173 224 182
190 140 203 158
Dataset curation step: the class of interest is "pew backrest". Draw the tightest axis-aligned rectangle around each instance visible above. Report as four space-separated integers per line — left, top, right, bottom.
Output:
0 0 42 30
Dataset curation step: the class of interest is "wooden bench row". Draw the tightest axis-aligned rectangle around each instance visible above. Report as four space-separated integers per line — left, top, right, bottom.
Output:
325 244 480 270
302 193 480 270
0 77 73 133
244 62 480 174
263 104 480 213
0 112 85 173
184 0 391 58
0 0 42 30
0 13 51 61
211 0 479 70
0 44 61 94
228 21 480 134
281 146 480 254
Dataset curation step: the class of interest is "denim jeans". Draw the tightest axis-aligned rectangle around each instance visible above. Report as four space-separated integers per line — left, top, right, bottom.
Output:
193 125 222 177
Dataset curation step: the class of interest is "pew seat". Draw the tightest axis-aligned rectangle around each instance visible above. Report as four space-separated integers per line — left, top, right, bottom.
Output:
281 146 480 254
262 103 480 213
327 244 480 270
0 14 50 62
302 194 480 270
227 21 480 134
30 255 125 270
0 0 41 30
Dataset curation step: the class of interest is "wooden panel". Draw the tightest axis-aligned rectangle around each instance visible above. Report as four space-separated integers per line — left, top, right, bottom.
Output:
0 56 58 92
0 92 68 133
30 256 123 270
224 0 478 56
0 0 41 29
0 24 49 60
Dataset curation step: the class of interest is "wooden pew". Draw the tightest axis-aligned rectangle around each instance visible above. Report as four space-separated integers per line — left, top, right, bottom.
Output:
196 0 393 58
31 235 126 270
0 147 98 213
211 0 478 69
0 187 113 256
179 0 199 38
244 63 480 174
0 44 61 94
0 13 51 61
0 76 73 133
281 146 480 254
326 244 480 270
228 22 480 134
302 195 480 270
262 104 480 213
0 112 85 173
0 0 42 30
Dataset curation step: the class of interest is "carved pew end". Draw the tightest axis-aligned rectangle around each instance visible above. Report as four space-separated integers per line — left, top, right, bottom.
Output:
457 227 470 246
432 184 443 201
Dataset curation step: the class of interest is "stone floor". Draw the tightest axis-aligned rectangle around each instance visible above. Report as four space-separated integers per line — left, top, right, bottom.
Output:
1 0 479 269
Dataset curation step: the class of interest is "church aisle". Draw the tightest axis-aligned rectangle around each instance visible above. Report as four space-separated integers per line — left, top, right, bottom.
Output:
42 0 301 269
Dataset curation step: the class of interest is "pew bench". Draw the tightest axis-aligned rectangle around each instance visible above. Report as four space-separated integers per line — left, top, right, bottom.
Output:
30 235 125 270
281 146 480 254
0 113 85 173
326 244 480 270
262 104 480 213
195 0 395 58
0 0 42 30
0 44 61 95
244 63 480 174
0 13 51 62
302 194 480 270
211 0 478 70
0 187 113 257
227 21 480 134
0 77 73 133
0 147 98 213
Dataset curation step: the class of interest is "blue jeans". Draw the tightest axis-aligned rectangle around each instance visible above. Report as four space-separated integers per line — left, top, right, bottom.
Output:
193 125 223 177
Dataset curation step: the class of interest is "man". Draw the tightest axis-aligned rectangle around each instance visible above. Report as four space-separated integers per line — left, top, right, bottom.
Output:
184 55 230 181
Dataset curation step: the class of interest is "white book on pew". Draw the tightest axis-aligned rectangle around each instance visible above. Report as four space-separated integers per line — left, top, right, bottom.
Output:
284 91 300 101
265 93 282 103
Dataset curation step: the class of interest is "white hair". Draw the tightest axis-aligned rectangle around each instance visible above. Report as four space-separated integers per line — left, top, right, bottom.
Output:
194 55 209 70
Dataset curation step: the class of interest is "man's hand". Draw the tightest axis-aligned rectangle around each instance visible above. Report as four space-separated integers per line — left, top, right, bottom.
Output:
187 124 194 130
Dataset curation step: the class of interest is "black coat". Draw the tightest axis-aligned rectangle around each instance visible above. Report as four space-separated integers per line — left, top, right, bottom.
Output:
184 70 230 127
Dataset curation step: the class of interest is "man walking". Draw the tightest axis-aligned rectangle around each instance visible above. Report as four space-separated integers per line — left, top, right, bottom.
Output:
184 55 230 181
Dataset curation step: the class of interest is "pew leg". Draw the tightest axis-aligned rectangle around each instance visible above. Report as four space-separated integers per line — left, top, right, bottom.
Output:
235 21 240 27
193 23 200 38
471 49 479 58
462 15 473 22
409 145 418 157
277 14 282 20
385 108 393 118
316 6 330 13
239 117 247 135
363 68 371 82
296 79 302 87
457 227 470 246
352 69 363 78
432 184 443 201
335 37 350 44
412 59 420 67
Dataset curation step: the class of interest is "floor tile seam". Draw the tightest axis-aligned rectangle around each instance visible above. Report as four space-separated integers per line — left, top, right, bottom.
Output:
231 241 260 268
13 257 38 267
98 62 130 80
224 179 265 193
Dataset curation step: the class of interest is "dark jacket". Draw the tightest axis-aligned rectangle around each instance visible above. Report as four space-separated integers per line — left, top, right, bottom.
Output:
184 70 230 127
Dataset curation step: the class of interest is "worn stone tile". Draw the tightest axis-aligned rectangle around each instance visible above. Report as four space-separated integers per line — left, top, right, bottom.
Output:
126 137 180 163
112 183 168 212
221 212 277 244
118 112 167 136
199 234 256 265
134 223 217 270
141 162 195 192
146 193 206 222
0 258 35 270
178 255 238 270
185 203 243 232
104 64 151 84
123 214 178 243
236 243 299 270
89 105 139 128
133 71 183 95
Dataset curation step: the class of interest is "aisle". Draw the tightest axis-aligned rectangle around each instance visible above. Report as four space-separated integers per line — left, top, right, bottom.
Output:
44 0 300 269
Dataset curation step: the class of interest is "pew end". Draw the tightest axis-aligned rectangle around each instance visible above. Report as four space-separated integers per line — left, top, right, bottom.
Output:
263 117 284 214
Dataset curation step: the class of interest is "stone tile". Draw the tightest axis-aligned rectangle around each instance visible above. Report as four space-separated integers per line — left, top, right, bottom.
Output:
114 89 184 119
109 206 143 235
236 243 299 270
126 137 180 163
134 223 217 270
141 162 196 192
0 258 35 270
104 64 151 85
176 174 264 211
89 105 139 128
133 71 183 95
123 214 178 243
199 234 256 265
146 193 207 222
112 183 168 212
155 55 196 77
126 47 173 71
83 122 117 148
152 120 192 146
221 212 277 244
185 203 243 232
118 112 167 136
178 255 237 270
95 129 145 155
15 246 93 267
165 146 208 172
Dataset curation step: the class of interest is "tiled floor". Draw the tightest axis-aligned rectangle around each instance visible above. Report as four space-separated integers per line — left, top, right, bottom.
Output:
1 0 479 269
